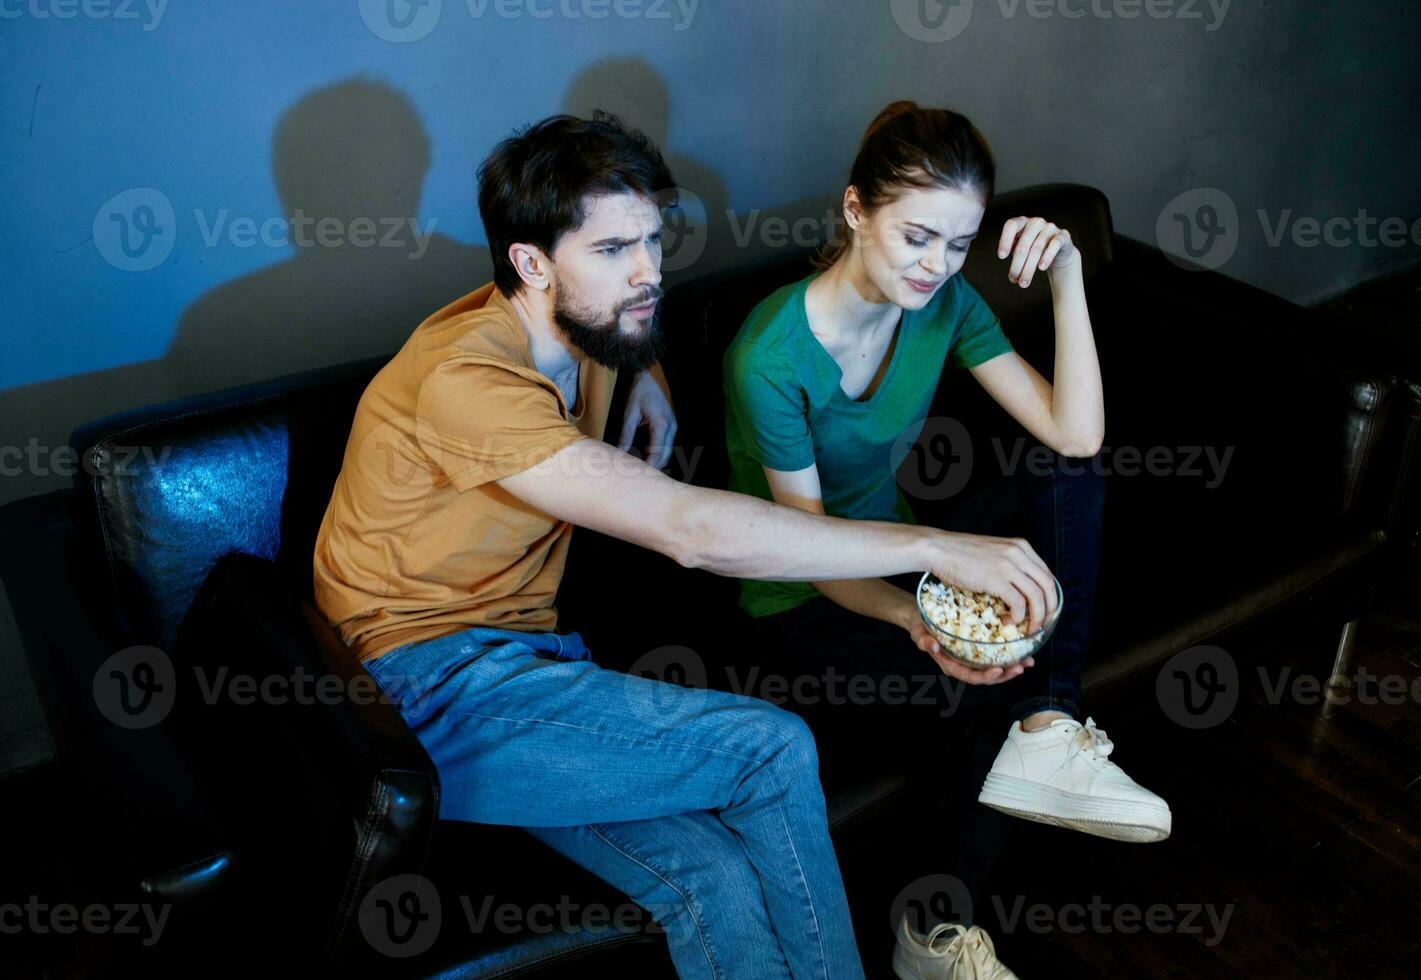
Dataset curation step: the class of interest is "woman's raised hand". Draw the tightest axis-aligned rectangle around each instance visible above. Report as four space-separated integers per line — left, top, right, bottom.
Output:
996 216 1079 289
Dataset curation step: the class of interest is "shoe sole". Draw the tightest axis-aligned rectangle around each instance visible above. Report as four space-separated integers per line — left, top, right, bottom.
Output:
978 773 1172 843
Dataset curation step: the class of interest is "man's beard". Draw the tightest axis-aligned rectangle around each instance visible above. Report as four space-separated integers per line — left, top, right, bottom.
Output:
553 286 666 374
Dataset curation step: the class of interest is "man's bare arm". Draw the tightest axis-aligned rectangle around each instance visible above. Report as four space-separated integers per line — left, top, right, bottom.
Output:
495 438 1057 630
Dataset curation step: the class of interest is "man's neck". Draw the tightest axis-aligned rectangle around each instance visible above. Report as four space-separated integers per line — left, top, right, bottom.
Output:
505 285 582 386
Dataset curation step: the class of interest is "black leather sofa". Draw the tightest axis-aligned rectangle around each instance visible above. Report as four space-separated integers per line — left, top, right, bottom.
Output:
2 183 1418 976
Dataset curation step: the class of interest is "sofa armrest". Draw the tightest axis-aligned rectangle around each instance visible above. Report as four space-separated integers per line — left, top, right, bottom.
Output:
172 551 440 963
0 491 241 909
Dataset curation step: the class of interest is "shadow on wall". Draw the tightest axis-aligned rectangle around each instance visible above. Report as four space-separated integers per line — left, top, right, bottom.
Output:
163 78 490 396
0 60 842 510
561 57 841 286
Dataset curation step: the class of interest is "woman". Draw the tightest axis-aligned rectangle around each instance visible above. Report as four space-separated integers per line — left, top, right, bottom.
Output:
722 101 1172 979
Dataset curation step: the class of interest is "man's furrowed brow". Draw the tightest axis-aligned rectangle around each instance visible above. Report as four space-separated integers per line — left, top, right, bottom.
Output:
588 234 638 249
587 222 665 250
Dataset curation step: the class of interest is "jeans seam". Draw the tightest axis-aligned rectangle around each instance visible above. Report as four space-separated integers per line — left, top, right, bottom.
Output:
748 752 830 980
586 823 723 978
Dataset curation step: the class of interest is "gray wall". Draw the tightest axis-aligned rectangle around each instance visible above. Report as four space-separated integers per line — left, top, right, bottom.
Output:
2 0 1419 774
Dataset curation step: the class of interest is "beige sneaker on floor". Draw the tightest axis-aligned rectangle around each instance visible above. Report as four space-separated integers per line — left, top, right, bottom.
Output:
892 912 1019 980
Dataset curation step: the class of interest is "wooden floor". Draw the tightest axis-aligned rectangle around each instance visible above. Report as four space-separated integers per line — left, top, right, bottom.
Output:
839 556 1421 979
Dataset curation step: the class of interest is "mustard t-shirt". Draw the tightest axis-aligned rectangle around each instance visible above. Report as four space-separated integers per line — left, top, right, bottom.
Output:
313 282 617 664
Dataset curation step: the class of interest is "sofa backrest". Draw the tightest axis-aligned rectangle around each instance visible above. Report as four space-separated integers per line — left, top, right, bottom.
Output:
66 183 1118 653
68 357 388 650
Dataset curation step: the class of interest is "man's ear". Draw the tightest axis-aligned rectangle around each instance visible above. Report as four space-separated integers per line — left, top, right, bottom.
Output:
509 242 552 292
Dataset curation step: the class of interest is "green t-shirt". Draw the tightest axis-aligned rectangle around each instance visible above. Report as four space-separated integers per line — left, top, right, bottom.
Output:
722 270 1015 618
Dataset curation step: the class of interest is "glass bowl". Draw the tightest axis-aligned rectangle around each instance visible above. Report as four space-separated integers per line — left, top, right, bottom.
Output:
915 571 1064 668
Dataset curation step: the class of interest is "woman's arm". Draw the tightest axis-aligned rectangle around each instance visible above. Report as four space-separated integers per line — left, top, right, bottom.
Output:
968 217 1104 457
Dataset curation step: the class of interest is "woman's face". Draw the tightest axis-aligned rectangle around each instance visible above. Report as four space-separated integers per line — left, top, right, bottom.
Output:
850 182 986 309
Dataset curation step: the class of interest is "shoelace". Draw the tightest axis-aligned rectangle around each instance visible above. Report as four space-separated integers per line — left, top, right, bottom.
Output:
1066 716 1115 764
923 922 1007 980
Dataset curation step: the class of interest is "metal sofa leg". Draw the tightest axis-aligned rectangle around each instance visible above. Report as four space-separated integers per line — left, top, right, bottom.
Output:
1322 618 1360 720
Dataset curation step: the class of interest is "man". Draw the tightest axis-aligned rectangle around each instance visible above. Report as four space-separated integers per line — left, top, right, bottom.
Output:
313 111 1055 979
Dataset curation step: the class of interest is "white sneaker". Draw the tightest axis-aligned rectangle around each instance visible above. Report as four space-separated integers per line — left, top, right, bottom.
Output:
892 912 1018 980
977 716 1172 843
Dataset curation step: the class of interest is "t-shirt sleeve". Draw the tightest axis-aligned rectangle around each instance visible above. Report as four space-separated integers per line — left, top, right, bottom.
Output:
414 358 587 492
723 347 816 472
946 277 1015 371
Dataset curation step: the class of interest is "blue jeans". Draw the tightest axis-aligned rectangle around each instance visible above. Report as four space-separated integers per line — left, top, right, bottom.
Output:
365 626 867 980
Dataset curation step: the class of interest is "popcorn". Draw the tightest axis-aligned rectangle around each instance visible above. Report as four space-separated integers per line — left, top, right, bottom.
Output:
918 576 1035 666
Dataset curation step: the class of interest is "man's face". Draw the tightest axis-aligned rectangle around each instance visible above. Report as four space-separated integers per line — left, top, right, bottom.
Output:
855 183 984 309
547 191 665 374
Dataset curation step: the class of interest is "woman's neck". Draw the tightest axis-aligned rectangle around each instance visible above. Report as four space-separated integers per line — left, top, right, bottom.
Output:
807 249 901 343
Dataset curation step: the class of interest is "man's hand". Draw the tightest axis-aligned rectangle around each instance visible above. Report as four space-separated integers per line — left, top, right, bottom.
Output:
904 600 1035 685
617 364 677 470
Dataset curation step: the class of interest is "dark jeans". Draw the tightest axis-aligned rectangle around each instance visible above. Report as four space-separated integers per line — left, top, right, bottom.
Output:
738 443 1106 928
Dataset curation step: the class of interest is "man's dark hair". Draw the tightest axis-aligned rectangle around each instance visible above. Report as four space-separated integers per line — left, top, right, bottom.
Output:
477 111 677 297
